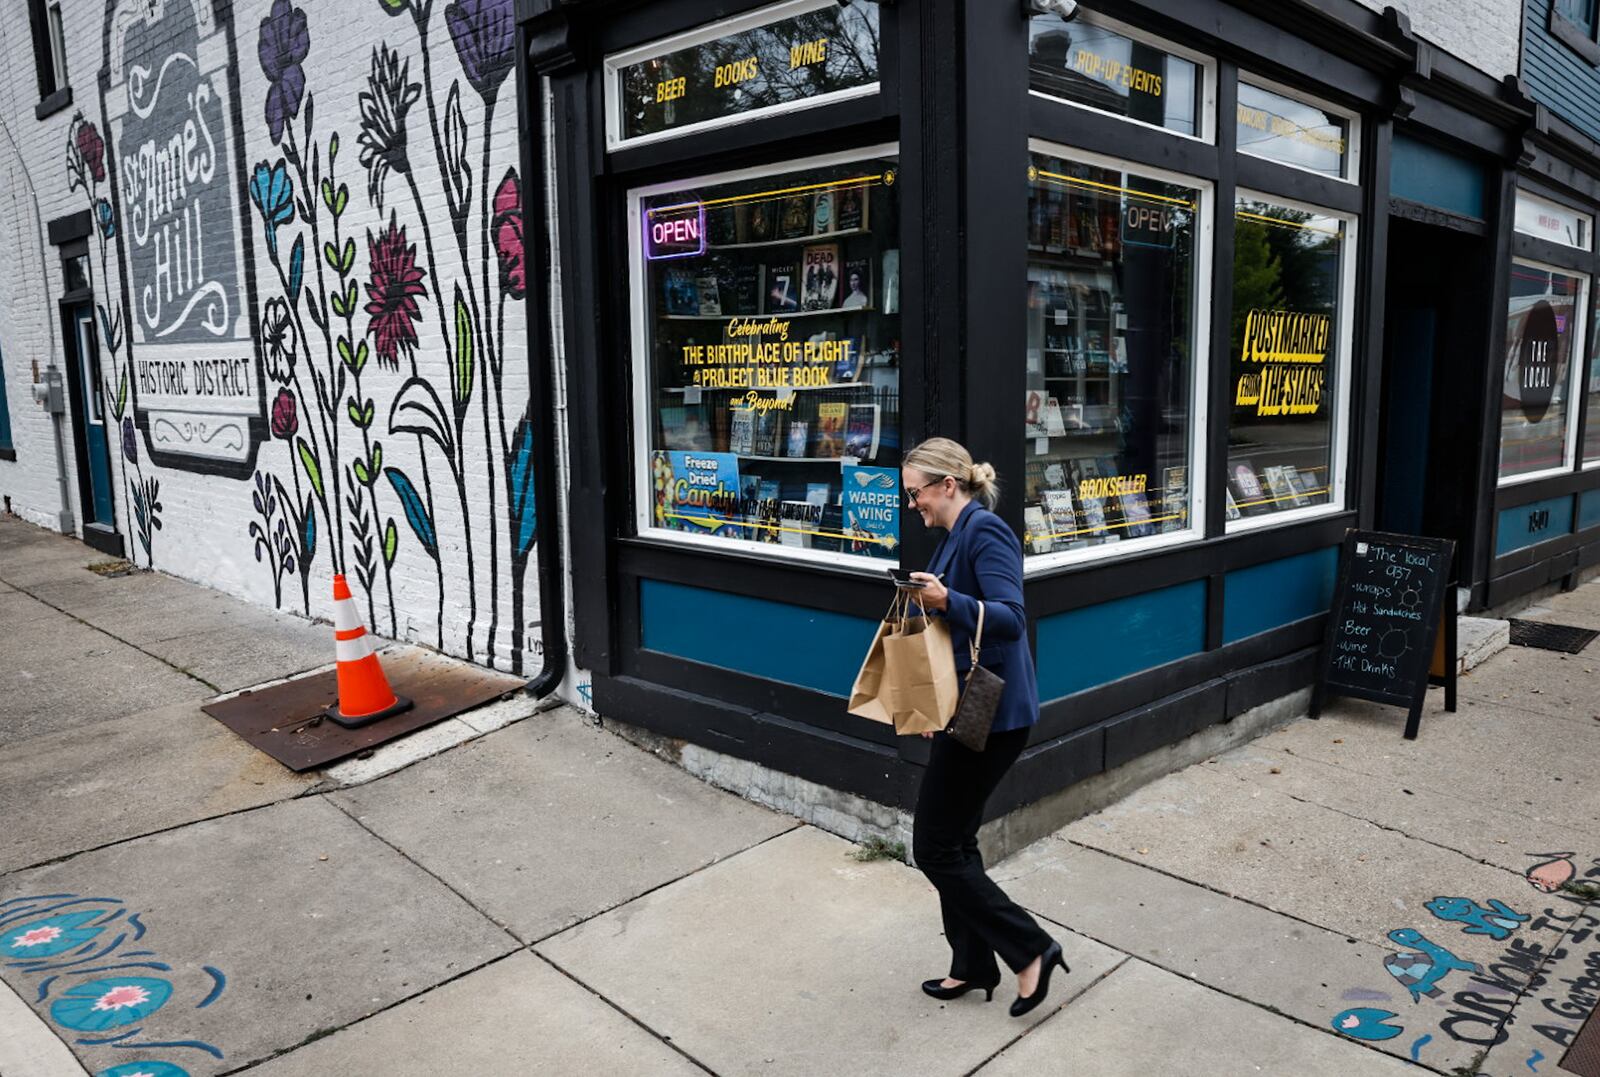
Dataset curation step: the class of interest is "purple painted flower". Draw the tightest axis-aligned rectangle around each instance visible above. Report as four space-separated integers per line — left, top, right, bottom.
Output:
75 120 106 183
364 213 427 370
270 388 298 440
121 417 137 464
259 0 310 143
446 0 515 103
492 169 523 299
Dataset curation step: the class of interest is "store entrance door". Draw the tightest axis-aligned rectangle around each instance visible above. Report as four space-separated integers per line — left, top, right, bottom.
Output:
63 301 121 552
1377 216 1489 547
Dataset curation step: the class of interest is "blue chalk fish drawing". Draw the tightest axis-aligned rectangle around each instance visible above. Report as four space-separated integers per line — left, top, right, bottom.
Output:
1332 1007 1404 1042
1384 929 1483 1001
1425 896 1529 941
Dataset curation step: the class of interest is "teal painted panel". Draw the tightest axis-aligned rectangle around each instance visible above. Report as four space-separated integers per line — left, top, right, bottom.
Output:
1524 0 1600 143
1390 134 1485 219
640 579 879 697
1497 496 1576 557
1223 547 1339 644
1035 581 1206 701
1583 489 1600 532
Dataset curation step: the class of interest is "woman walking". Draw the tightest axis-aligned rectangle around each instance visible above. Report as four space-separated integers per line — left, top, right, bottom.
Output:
901 437 1068 1018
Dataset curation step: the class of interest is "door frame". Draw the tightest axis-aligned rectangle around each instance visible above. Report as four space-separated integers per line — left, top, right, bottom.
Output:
59 294 124 558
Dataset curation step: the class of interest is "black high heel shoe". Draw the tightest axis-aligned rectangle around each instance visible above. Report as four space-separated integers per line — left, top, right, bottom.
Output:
921 977 998 1002
1009 941 1070 1018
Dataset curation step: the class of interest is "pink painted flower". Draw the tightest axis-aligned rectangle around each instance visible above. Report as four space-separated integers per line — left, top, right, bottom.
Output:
75 120 106 183
13 925 62 948
270 387 298 440
364 212 427 370
492 169 524 300
92 984 151 1012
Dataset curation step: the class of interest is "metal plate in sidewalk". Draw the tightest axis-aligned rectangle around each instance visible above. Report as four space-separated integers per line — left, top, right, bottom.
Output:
202 647 525 772
1565 999 1600 1076
1509 620 1600 655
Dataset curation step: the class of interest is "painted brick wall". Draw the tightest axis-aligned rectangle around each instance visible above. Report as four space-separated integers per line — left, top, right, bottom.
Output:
1351 0 1523 78
0 0 544 675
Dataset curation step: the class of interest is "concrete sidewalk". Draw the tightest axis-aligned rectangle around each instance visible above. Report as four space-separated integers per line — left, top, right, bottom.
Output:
4 514 1599 1076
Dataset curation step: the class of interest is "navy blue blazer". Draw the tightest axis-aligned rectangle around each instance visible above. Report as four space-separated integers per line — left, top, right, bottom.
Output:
926 500 1039 734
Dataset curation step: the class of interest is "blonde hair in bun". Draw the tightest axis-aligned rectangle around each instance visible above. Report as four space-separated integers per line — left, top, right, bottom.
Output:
904 437 1001 511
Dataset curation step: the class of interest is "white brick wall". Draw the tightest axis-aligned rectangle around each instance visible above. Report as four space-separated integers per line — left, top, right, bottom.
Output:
1350 0 1523 78
0 0 547 675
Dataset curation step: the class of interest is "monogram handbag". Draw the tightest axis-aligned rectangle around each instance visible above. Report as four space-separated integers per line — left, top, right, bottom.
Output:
946 602 1004 752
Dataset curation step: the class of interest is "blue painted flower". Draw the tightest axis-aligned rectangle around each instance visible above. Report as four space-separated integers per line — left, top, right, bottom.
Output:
258 0 309 144
51 977 172 1032
97 1064 190 1077
249 160 296 256
96 198 116 239
2 911 105 958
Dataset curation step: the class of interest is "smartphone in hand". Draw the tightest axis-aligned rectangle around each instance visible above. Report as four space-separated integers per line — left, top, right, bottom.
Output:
887 568 925 589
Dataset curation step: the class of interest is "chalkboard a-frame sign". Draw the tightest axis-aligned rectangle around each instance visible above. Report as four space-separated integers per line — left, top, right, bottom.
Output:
1311 530 1458 739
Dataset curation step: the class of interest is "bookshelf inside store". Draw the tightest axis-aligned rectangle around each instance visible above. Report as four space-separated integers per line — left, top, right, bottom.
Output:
639 152 903 560
1022 151 1201 558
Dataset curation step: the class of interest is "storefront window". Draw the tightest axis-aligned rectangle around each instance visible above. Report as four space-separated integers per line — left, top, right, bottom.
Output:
1500 262 1583 482
1028 13 1202 137
608 0 881 149
1022 150 1205 559
1236 81 1350 180
631 148 902 562
1514 189 1593 251
1225 197 1349 523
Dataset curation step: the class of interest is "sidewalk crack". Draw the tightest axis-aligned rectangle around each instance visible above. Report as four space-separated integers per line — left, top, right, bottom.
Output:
0 571 221 693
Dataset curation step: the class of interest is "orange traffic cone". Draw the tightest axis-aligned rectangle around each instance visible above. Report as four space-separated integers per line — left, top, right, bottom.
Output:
325 574 412 728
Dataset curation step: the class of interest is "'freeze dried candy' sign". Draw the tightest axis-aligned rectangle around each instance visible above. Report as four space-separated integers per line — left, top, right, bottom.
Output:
104 0 264 473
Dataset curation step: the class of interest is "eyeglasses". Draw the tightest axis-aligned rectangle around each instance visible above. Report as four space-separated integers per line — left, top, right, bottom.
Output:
905 478 947 506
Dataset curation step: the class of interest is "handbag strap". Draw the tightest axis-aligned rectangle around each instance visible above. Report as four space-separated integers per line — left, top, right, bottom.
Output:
969 601 984 664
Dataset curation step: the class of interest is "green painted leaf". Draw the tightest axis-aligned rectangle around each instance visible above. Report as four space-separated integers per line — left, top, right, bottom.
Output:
355 341 369 373
383 518 398 566
297 437 324 499
353 459 370 486
320 177 335 210
323 240 340 271
329 132 340 162
330 289 348 318
334 185 349 217
347 399 364 426
114 366 128 420
362 400 375 427
337 336 355 370
341 238 356 273
370 442 383 478
452 287 474 414
345 280 359 313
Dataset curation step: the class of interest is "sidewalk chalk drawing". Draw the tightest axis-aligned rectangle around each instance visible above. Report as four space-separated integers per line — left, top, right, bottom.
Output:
1383 929 1481 1001
1426 897 1530 940
1328 854 1600 1073
1331 1007 1403 1040
0 893 224 1070
1525 853 1576 894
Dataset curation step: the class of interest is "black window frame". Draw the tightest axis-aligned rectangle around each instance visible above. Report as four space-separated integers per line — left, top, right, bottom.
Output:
29 0 72 119
1551 0 1600 67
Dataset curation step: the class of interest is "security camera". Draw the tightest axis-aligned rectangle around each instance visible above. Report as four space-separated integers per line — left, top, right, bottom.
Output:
1026 0 1080 19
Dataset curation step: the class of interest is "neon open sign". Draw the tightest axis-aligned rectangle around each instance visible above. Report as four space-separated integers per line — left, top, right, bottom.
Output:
645 202 706 260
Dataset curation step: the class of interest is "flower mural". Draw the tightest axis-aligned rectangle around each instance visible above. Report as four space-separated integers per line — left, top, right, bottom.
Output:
271 389 299 440
358 44 421 210
61 0 537 668
365 214 428 370
259 0 311 143
52 977 173 1032
445 0 515 104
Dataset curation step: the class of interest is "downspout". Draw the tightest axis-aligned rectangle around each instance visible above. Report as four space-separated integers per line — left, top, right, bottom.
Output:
515 16 567 697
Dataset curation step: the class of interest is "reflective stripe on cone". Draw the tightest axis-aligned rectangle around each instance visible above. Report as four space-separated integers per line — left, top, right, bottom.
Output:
326 574 412 727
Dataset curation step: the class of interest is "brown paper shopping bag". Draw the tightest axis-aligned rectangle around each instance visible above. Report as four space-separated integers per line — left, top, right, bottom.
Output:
882 606 960 734
847 593 906 727
848 593 961 735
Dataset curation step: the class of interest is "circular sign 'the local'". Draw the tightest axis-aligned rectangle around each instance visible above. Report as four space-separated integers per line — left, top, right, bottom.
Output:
1517 300 1559 425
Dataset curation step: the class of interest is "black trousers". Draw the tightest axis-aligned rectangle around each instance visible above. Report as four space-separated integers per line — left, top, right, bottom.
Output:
913 726 1054 982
